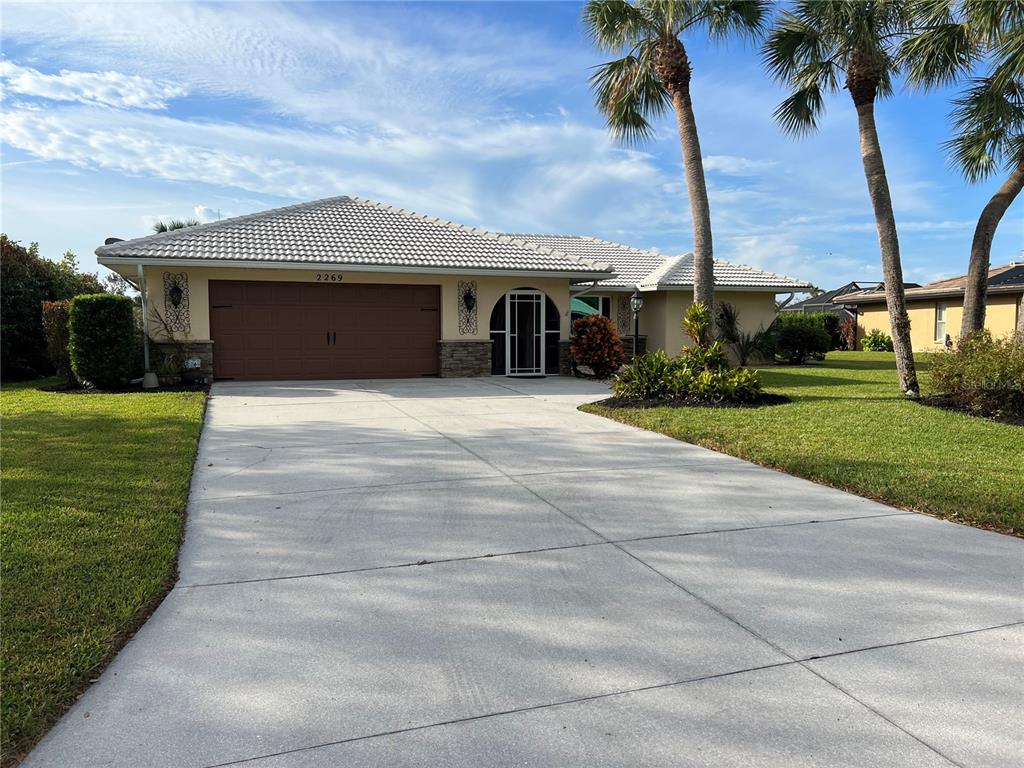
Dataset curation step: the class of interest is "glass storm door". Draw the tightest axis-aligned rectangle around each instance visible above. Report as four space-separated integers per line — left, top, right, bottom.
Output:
506 290 544 376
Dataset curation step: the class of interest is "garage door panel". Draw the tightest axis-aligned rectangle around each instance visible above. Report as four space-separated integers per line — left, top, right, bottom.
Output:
209 280 439 380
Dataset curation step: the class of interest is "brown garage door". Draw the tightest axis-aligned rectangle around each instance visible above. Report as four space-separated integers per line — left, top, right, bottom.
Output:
209 281 440 380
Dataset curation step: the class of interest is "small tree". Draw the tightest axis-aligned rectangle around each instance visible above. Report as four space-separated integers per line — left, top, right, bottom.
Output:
571 315 626 379
41 300 75 384
68 294 136 388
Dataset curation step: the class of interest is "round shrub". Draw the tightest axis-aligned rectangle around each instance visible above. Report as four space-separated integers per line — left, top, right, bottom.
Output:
68 294 137 388
571 315 626 379
862 328 894 352
929 331 1024 418
770 314 831 364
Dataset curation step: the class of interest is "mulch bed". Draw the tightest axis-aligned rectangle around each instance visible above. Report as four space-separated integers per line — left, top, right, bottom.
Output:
593 392 792 410
919 395 1023 427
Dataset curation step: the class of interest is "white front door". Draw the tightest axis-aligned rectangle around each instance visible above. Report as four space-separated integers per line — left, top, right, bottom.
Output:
506 290 544 376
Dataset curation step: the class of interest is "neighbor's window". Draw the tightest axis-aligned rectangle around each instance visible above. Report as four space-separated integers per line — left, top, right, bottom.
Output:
934 302 947 342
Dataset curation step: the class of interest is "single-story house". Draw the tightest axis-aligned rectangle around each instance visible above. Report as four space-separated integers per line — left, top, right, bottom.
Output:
97 196 811 380
781 280 920 348
841 262 1024 351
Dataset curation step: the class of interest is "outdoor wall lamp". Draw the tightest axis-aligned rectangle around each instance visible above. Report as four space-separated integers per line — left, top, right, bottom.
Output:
630 288 643 358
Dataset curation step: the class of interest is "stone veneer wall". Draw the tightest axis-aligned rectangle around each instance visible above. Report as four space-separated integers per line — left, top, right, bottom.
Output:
439 340 492 377
154 340 214 380
558 341 572 376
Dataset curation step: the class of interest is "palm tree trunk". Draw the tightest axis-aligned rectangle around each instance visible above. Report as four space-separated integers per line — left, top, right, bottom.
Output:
852 96 920 397
961 159 1024 337
670 89 715 309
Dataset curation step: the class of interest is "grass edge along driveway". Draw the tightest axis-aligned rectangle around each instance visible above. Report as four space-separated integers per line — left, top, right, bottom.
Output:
0 381 207 765
581 352 1023 535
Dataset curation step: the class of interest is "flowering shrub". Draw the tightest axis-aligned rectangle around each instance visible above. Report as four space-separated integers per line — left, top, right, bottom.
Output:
611 349 762 402
839 318 857 350
570 315 626 379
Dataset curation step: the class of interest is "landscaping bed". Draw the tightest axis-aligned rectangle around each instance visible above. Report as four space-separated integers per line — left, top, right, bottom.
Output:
0 380 207 765
582 352 1023 536
593 392 791 409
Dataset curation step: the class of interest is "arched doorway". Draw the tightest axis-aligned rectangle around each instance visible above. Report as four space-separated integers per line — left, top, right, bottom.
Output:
489 289 561 376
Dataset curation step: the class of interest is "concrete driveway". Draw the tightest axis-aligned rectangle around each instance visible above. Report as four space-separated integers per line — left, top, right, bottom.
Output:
25 377 1022 767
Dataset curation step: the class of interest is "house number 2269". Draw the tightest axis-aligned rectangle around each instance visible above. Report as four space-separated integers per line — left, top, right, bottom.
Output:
315 273 343 282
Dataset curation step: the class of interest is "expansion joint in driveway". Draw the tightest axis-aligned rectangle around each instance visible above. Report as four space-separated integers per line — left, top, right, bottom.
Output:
179 510 913 589
378 397 969 768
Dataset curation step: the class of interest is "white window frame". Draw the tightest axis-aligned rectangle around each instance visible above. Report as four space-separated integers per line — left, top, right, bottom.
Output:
934 302 947 342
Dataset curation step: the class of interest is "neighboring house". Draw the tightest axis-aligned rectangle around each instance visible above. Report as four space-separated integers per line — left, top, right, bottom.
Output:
842 262 1024 351
782 280 920 347
97 196 810 380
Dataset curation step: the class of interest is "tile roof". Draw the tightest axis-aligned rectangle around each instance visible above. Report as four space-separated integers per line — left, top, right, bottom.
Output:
95 195 811 290
512 234 811 290
842 263 1024 303
96 196 614 277
507 235 666 287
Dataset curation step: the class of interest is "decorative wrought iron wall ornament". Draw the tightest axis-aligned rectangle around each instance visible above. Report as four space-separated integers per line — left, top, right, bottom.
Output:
457 279 478 335
162 272 190 333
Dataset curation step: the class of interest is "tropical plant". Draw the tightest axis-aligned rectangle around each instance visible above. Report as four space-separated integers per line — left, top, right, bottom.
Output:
929 330 1024 417
714 301 774 364
571 315 627 378
769 313 831 364
682 301 714 348
764 1 920 396
151 218 201 234
610 348 762 402
900 0 1024 337
584 0 769 311
862 328 895 351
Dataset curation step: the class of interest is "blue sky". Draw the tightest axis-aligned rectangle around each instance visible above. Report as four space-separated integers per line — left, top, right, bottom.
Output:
1 1 1021 290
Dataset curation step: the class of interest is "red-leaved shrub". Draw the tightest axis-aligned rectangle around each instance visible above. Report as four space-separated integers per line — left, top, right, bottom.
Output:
571 315 626 379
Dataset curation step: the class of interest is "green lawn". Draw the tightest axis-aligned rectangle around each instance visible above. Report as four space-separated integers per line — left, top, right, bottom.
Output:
0 381 206 764
582 352 1023 534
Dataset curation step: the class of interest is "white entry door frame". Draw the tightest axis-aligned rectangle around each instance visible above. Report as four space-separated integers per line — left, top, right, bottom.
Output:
506 289 545 376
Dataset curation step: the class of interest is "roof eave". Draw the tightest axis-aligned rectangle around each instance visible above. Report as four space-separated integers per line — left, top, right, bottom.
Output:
97 255 615 281
842 284 1024 304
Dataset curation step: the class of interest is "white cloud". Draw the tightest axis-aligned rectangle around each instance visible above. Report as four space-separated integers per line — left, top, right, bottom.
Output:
702 154 777 176
0 60 185 109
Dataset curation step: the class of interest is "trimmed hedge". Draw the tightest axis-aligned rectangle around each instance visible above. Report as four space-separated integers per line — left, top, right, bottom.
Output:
68 294 136 388
41 300 75 384
770 314 831 364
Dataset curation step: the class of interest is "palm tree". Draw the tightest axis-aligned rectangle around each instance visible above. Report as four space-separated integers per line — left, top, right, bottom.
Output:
764 1 920 397
900 1 1024 338
152 218 201 234
583 0 768 311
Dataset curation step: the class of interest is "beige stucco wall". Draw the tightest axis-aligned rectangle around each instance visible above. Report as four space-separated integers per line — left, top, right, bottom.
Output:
856 293 1022 351
134 265 574 342
644 290 780 355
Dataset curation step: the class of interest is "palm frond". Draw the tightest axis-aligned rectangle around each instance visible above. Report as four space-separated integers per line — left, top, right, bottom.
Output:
589 47 670 144
899 17 974 89
772 76 827 136
582 0 654 51
762 10 829 83
701 0 770 41
946 75 1024 181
